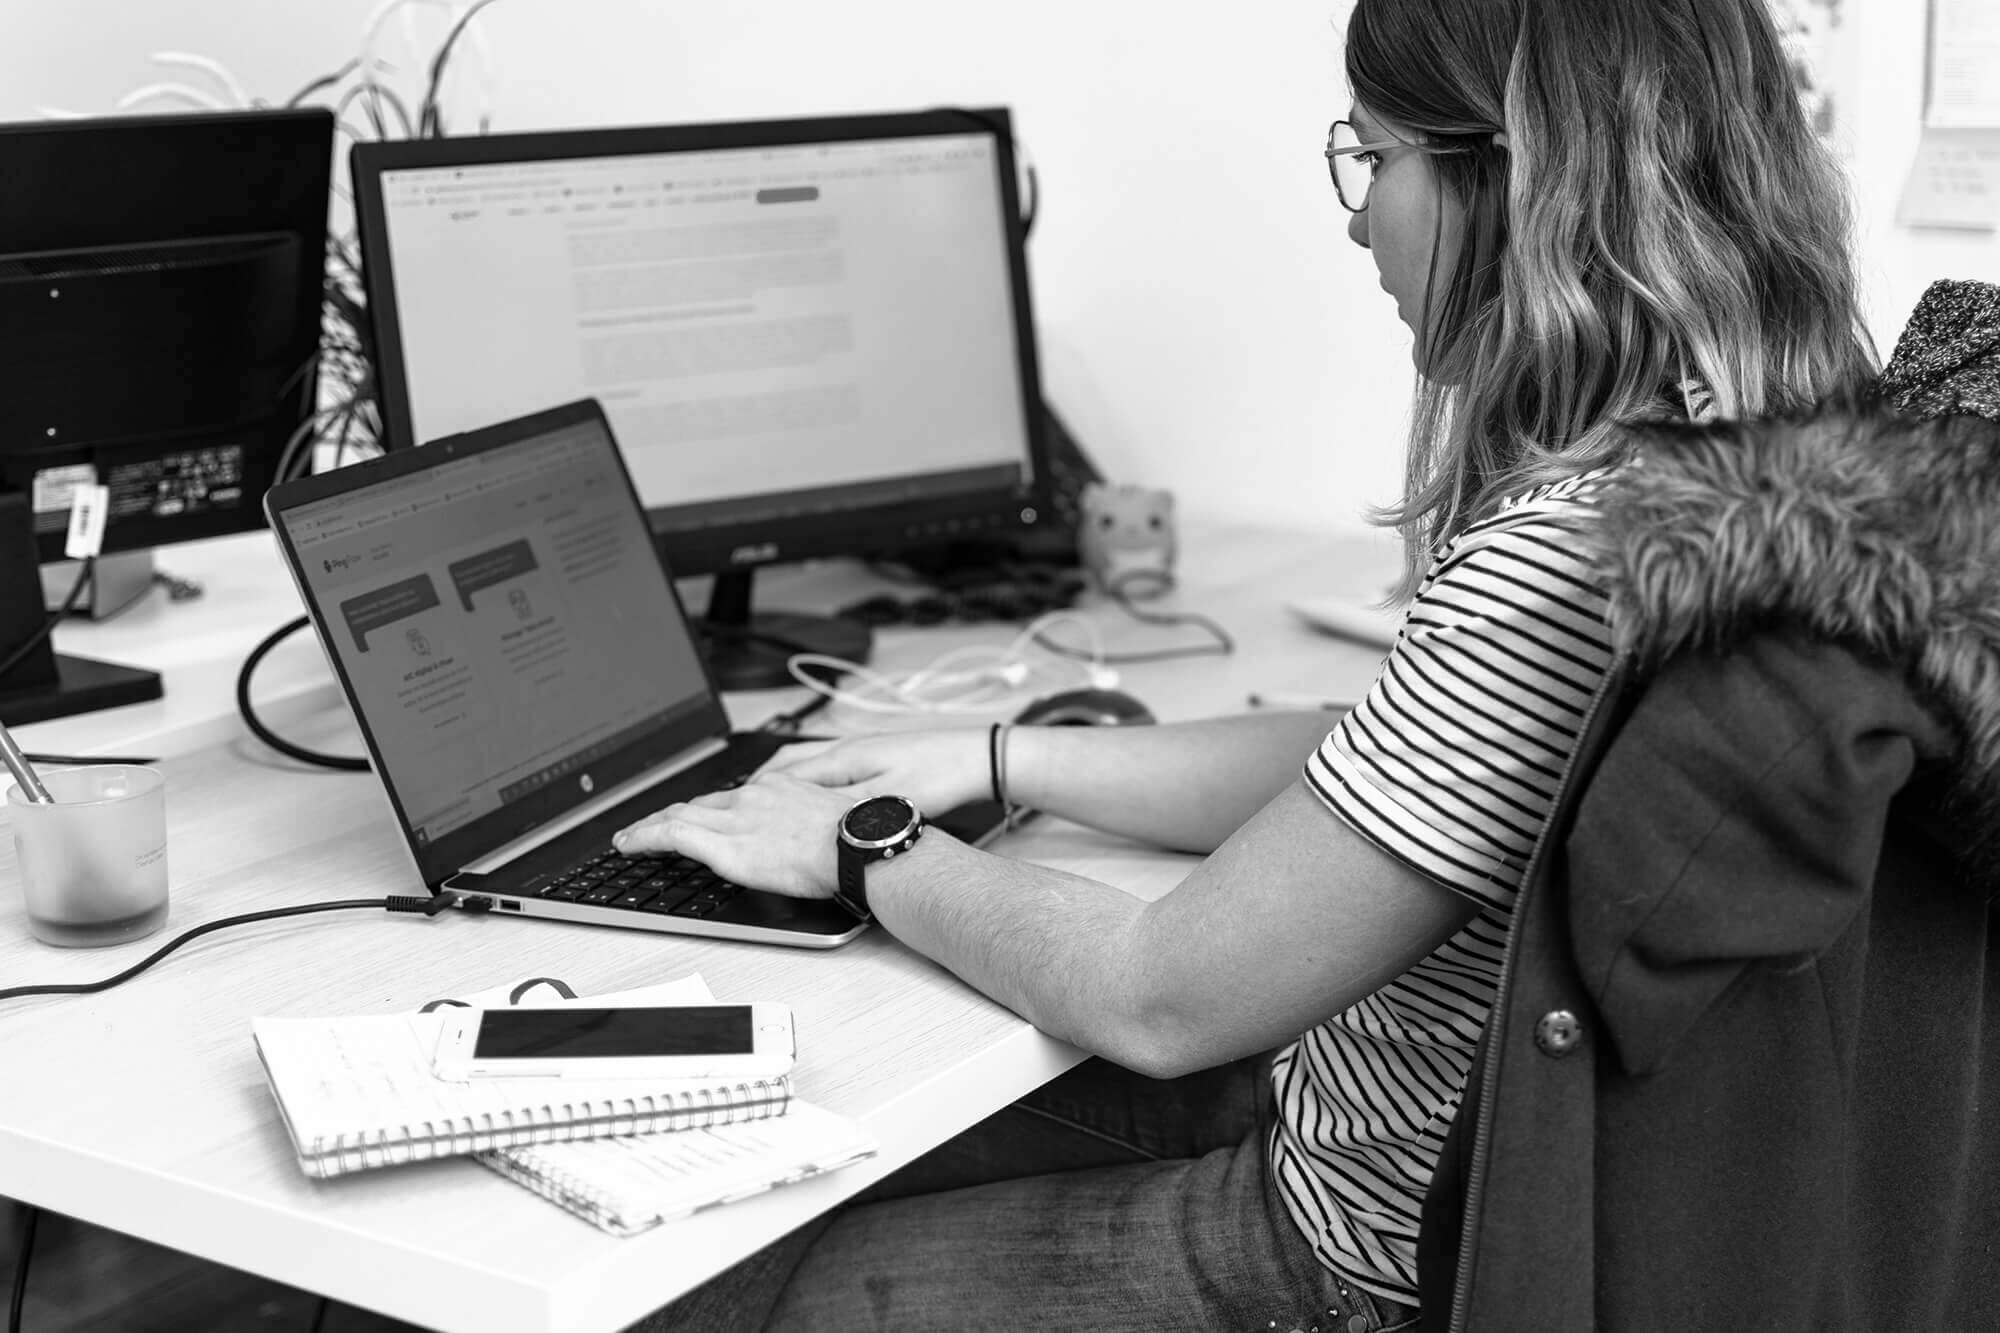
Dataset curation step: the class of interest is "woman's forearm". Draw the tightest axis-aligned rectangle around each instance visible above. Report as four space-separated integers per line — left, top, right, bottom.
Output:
1005 710 1342 853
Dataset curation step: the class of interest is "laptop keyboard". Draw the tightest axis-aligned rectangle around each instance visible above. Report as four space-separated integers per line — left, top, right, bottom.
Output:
534 765 758 919
535 848 748 919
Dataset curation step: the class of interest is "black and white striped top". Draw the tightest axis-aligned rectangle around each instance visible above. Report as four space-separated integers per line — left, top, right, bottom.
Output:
1269 470 1617 1302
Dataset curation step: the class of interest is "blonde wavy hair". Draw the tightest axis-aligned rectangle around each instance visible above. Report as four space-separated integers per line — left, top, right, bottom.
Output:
1346 0 1879 597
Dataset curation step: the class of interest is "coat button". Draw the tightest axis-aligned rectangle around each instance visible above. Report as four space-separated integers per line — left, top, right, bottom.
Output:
1535 1009 1582 1056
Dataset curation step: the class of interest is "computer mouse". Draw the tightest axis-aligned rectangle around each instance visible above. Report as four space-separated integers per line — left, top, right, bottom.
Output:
1011 686 1157 727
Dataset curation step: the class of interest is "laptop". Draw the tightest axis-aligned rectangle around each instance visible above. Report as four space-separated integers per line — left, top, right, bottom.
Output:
264 398 1002 948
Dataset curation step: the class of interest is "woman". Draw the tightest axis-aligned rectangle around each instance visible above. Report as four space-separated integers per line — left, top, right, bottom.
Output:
623 0 1875 1326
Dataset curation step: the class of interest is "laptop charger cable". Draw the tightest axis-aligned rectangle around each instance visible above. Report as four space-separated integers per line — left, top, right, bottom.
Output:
237 614 370 772
0 892 460 1005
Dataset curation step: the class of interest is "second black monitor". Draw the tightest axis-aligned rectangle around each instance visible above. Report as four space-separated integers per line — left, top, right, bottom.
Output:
350 107 1050 689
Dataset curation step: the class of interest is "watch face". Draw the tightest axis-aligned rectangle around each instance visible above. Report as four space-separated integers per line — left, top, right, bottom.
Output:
844 795 916 844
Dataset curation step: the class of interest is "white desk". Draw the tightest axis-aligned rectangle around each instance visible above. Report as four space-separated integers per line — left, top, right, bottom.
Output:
0 519 1396 1333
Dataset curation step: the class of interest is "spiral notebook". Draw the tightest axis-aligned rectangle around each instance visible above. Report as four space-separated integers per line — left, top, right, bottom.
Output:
252 978 790 1179
480 1099 879 1237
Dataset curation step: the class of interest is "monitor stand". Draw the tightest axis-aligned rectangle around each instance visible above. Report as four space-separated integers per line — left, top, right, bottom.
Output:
695 569 872 693
0 494 162 725
40 549 155 620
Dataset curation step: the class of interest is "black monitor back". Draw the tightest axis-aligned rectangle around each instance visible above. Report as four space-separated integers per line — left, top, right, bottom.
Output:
0 107 333 560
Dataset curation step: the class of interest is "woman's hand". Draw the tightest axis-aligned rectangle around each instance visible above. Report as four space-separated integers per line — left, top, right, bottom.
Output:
755 727 993 814
611 772 855 899
610 727 997 899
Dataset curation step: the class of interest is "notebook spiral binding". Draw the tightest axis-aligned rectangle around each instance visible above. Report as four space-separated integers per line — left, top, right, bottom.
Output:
302 1078 793 1178
478 1145 639 1235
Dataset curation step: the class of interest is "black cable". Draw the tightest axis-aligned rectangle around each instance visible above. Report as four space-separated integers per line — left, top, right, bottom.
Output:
935 105 1038 236
0 896 450 1004
0 558 93 683
236 617 370 772
285 58 361 108
757 691 832 736
23 753 157 767
417 0 505 136
7 1204 38 1333
1032 577 1236 665
308 1295 332 1333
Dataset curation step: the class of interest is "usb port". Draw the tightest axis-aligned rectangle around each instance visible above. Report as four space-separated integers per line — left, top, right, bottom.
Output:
499 900 521 911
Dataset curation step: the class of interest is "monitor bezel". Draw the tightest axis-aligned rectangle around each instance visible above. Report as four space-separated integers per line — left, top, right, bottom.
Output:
0 106 332 562
349 105 1052 578
262 397 733 889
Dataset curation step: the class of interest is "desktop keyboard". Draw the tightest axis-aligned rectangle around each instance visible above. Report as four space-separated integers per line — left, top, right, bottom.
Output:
535 849 747 919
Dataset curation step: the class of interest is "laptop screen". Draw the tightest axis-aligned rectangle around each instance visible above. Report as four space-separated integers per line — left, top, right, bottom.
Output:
274 409 714 853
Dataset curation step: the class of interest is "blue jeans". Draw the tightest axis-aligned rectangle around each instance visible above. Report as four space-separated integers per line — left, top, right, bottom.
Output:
630 1055 1419 1333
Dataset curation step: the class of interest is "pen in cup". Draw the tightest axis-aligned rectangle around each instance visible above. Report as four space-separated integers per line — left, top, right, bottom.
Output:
0 718 53 803
1245 691 1359 712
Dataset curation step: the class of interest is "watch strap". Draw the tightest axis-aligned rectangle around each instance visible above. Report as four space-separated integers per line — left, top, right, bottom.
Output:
834 846 871 921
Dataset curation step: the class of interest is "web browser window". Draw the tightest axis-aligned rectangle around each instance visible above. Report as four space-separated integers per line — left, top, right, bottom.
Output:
374 134 1031 520
281 419 708 844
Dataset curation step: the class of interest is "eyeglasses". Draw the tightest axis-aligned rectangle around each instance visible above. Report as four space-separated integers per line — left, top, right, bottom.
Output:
1325 119 1405 213
1325 120 1479 212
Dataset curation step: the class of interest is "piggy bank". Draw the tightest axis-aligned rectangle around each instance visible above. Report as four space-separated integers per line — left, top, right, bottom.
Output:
1077 482 1176 599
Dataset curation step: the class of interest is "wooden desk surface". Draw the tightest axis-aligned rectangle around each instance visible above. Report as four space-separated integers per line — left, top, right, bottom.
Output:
0 518 1396 1333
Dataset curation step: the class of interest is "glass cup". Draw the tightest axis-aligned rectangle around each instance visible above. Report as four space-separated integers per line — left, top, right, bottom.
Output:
5 764 169 947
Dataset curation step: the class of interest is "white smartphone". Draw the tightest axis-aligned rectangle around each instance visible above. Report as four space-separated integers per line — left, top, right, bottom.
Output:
431 1003 796 1081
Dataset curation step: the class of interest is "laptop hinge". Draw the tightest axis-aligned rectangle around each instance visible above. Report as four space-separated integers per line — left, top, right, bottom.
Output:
455 736 731 876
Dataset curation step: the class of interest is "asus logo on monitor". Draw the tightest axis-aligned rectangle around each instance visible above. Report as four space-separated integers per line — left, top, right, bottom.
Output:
729 542 780 565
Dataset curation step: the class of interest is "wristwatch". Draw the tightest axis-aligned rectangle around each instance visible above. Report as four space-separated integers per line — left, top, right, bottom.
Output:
834 794 925 921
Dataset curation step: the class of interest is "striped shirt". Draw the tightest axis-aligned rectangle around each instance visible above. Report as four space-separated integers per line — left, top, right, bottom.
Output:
1270 470 1618 1302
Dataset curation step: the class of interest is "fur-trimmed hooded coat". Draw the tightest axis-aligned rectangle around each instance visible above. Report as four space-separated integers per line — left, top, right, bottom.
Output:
1417 287 2000 1331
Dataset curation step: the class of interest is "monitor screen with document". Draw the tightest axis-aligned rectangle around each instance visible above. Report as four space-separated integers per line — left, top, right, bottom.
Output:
351 106 1052 689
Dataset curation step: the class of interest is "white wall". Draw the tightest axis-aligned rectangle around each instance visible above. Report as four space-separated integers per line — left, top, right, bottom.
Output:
1842 0 2000 357
6 0 1995 537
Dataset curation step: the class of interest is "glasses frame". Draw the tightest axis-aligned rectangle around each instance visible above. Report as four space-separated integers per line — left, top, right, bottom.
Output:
1325 119 1479 212
1325 120 1407 213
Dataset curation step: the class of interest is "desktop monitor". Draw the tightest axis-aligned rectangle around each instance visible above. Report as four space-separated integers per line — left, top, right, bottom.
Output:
0 106 334 723
349 106 1051 689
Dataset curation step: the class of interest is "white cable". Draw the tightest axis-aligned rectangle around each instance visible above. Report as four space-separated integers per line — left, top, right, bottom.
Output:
892 610 1104 702
115 83 230 113
785 654 1023 716
782 609 1111 717
149 52 251 108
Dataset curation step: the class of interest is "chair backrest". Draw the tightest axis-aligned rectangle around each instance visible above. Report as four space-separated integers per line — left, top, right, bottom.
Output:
1419 635 2000 1331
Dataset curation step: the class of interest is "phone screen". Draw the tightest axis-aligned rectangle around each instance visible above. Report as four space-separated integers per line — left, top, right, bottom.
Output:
471 1006 755 1060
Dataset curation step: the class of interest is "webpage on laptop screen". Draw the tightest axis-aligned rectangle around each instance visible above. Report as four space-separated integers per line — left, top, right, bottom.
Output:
283 424 709 845
375 132 1032 512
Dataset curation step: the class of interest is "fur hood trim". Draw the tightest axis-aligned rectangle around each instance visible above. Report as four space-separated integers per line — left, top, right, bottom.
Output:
1582 409 2000 816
